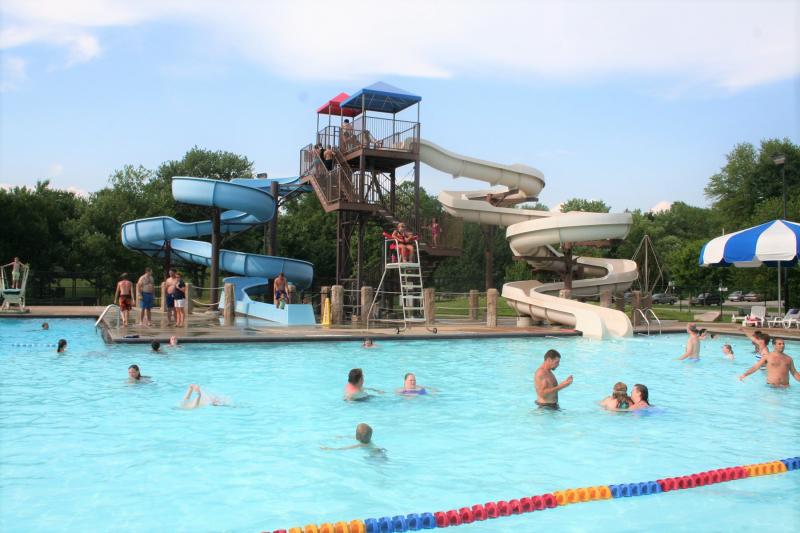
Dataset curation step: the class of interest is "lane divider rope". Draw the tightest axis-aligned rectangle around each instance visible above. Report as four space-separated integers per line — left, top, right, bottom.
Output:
267 456 798 533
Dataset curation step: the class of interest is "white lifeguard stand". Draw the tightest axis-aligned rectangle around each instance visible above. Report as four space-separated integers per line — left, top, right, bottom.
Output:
367 237 426 330
1 262 30 312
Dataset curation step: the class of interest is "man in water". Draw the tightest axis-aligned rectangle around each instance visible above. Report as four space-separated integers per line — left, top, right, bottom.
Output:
344 368 384 401
739 338 800 387
677 323 706 360
57 339 67 353
127 364 151 383
41 322 49 330
534 349 573 408
151 341 161 352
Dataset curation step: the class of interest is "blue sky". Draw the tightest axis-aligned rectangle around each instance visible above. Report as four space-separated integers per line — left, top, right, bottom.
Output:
1 0 798 212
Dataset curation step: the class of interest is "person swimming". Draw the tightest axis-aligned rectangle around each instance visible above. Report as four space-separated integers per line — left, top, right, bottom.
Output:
151 340 161 352
629 384 651 410
41 322 49 330
396 372 434 395
169 335 179 347
362 338 375 348
600 382 632 410
56 339 67 353
320 423 387 460
722 344 734 360
344 368 384 401
181 384 228 408
127 364 151 383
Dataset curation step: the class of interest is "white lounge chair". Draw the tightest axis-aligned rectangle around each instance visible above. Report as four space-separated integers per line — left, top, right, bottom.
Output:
776 308 800 329
742 305 766 327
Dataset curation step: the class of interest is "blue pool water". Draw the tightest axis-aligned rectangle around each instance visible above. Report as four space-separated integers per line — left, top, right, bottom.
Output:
1 318 798 532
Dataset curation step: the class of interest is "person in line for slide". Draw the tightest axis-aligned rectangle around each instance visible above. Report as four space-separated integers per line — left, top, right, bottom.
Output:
677 323 707 360
274 272 288 308
344 368 384 401
739 338 800 387
165 268 177 324
629 384 652 410
600 382 632 410
136 267 155 327
114 273 134 327
173 272 187 327
722 344 735 360
534 349 573 408
128 364 151 383
56 339 67 353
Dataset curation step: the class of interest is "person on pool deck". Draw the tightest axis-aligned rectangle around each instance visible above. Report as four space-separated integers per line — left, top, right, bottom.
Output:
127 364 151 383
629 384 651 410
56 339 67 353
534 349 573 408
136 267 155 327
739 338 800 387
165 268 177 324
344 368 384 401
151 341 161 352
396 372 435 395
274 272 287 308
181 384 227 408
114 273 134 327
677 323 706 360
173 272 187 327
41 322 49 330
600 382 632 410
722 344 735 360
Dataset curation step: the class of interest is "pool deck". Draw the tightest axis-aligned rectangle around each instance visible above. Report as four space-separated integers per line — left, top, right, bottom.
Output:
4 306 800 344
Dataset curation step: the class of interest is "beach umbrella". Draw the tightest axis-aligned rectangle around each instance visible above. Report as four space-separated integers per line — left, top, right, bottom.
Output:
699 219 800 315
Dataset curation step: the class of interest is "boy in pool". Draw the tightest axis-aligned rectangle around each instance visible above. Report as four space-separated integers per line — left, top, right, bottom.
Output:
56 339 67 353
151 341 161 352
41 322 49 330
344 368 384 401
722 344 734 360
362 338 375 348
169 335 179 347
320 424 387 460
677 323 706 360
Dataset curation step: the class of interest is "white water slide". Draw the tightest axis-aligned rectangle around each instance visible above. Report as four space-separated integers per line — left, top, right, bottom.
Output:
419 139 638 338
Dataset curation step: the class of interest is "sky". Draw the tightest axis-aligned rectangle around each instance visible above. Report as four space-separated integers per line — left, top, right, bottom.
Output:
1 0 798 212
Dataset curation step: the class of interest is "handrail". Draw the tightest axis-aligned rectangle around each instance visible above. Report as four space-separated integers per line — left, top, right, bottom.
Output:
644 308 662 334
95 304 120 329
634 308 650 335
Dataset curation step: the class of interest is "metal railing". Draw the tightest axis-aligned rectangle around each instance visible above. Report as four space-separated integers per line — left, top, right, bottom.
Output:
644 308 662 334
94 304 120 329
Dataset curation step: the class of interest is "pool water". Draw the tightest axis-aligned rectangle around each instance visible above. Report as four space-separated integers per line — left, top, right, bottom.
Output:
1 319 798 532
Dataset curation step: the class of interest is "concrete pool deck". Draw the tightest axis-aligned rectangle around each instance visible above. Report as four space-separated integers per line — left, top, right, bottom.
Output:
4 306 800 344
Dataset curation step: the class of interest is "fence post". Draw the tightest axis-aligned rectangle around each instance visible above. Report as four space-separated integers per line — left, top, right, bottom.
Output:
223 283 235 326
486 288 498 327
185 283 193 315
160 282 167 313
630 290 642 326
287 283 296 304
331 285 344 325
423 287 436 325
360 285 374 325
469 289 479 320
599 288 612 308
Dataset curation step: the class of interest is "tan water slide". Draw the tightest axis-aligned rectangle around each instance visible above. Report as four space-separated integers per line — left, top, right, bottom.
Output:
419 139 638 338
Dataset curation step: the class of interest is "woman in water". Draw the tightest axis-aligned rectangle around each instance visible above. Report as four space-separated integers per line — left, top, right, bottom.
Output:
396 373 435 395
600 382 632 410
629 384 651 410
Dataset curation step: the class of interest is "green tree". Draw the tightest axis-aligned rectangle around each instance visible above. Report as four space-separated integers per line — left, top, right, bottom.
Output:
560 198 611 213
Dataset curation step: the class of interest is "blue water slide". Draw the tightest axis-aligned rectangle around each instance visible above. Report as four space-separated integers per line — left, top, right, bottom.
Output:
121 176 315 325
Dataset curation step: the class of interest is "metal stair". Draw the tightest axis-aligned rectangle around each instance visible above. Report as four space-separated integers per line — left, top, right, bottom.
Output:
367 238 427 330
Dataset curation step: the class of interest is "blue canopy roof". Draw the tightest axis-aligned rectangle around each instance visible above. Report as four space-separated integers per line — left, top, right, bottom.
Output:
340 82 421 114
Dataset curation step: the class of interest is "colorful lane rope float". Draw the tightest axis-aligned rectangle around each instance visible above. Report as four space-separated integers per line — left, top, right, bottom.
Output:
269 457 798 532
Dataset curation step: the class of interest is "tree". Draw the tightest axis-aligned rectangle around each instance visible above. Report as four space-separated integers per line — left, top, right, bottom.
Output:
560 198 610 213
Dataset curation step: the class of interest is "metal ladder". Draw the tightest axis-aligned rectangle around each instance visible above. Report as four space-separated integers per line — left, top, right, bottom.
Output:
634 307 662 335
367 238 427 331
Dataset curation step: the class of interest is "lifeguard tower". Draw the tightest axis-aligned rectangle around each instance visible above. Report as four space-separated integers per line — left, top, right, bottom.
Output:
1 261 30 312
300 82 461 297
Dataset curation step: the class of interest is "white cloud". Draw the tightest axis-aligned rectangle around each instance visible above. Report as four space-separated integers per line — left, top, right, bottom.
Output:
649 200 673 213
550 202 564 213
1 0 797 89
48 163 64 177
1 55 26 91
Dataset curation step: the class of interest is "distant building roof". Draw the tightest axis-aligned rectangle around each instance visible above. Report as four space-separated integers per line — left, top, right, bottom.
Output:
341 82 421 114
316 93 361 117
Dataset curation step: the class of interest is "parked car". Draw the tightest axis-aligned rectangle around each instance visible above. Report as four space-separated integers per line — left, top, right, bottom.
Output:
691 293 722 305
652 293 678 305
743 292 764 302
728 290 744 302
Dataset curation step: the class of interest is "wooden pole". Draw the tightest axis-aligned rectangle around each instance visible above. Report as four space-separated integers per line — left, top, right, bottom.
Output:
483 226 495 290
331 285 344 325
423 287 435 325
486 288 498 327
360 285 374 325
223 283 235 326
185 283 193 315
469 290 479 320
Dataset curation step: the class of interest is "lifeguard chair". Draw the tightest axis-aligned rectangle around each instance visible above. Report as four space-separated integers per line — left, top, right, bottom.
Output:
1 262 30 312
366 232 426 330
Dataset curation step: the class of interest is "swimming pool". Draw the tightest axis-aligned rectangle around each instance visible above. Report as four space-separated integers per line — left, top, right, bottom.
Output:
1 319 798 532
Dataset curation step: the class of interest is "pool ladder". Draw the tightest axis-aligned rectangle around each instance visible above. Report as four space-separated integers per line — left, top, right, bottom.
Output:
95 304 121 329
634 308 662 335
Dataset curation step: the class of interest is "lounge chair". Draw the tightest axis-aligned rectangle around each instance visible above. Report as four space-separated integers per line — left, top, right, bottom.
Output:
742 305 766 327
773 308 800 329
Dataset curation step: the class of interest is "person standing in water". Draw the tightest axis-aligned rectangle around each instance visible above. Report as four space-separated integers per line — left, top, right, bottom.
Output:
534 349 572 408
629 384 652 410
739 338 800 387
677 323 706 360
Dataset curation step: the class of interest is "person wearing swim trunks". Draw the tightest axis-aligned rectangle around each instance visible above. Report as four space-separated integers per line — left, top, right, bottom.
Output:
114 273 134 327
344 368 384 401
136 267 155 327
173 272 186 327
677 323 706 360
274 272 287 308
7 257 23 289
629 384 651 410
534 349 572 408
739 338 800 387
600 382 632 410
165 268 177 324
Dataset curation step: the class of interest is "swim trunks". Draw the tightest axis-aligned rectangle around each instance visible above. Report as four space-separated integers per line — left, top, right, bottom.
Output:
12 271 20 281
166 294 175 308
119 295 132 311
140 292 154 309
535 401 559 410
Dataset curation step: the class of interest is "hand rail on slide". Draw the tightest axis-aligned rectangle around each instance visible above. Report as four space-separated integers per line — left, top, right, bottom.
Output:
95 304 120 329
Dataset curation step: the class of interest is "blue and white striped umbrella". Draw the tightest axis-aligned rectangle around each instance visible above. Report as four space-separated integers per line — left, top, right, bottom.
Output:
699 219 800 267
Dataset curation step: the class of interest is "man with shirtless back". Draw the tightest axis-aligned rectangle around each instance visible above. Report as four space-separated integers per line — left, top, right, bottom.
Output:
677 323 706 360
164 268 177 324
534 349 573 408
740 338 800 387
114 273 134 327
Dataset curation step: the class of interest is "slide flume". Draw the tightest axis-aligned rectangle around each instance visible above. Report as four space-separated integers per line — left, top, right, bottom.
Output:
420 139 637 338
121 177 315 325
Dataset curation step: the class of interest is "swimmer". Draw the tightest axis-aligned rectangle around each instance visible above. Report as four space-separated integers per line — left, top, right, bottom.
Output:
741 328 770 364
344 368 384 401
677 323 706 360
181 384 227 408
127 364 151 383
56 339 67 353
534 349 572 408
629 384 651 410
169 335 179 347
739 338 800 387
396 372 436 395
41 322 49 330
722 344 734 360
151 341 161 352
320 424 387 460
600 382 632 410
362 338 375 348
